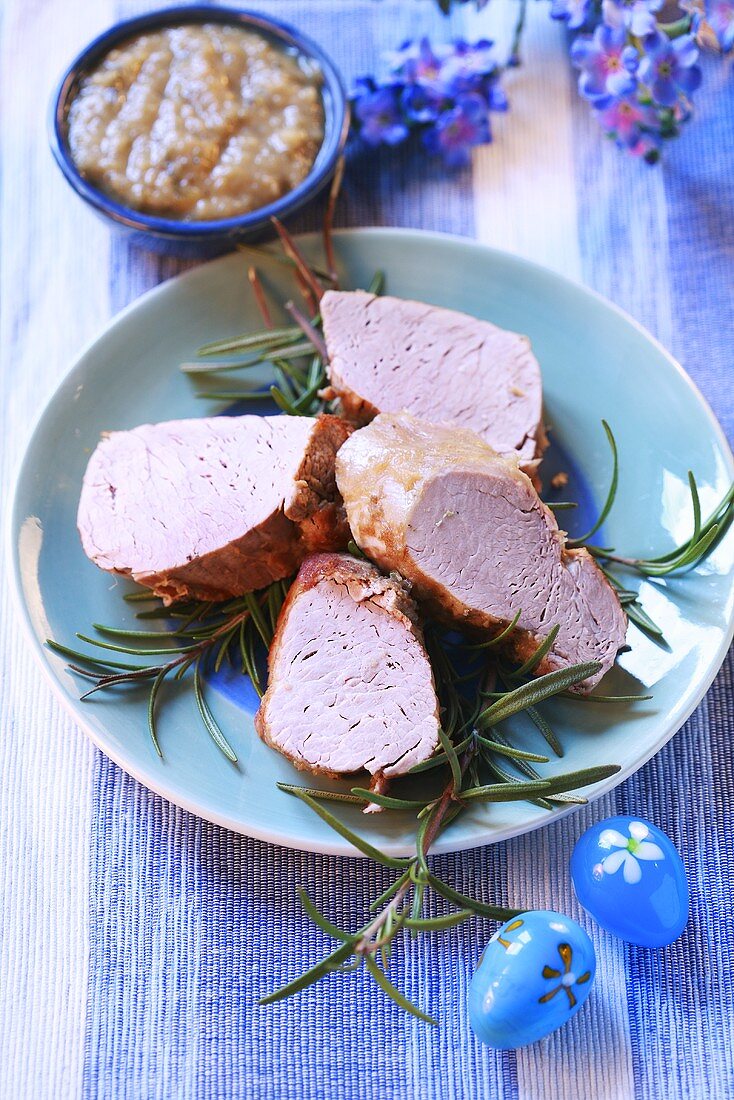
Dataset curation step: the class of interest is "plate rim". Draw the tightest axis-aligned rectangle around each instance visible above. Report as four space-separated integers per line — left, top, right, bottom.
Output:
8 226 734 857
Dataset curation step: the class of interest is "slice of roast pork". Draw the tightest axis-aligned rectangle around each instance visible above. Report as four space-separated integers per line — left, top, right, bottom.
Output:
78 414 351 603
320 289 547 481
335 413 627 693
254 553 440 777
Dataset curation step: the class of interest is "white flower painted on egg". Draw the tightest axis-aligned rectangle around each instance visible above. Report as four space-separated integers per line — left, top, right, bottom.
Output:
597 820 664 884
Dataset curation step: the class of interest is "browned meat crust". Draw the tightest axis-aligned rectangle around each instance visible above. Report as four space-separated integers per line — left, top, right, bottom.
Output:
335 413 627 693
78 414 352 604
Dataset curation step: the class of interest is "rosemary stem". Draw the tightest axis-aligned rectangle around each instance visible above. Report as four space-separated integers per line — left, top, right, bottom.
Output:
590 550 641 567
355 729 481 956
271 217 324 304
284 300 328 359
355 880 413 954
247 265 273 329
323 154 345 285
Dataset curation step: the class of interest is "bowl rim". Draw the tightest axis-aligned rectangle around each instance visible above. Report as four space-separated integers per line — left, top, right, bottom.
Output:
48 4 349 238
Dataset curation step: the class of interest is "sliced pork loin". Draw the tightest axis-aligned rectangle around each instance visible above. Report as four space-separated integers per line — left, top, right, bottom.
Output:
255 553 440 778
78 414 352 604
321 289 547 480
335 413 627 693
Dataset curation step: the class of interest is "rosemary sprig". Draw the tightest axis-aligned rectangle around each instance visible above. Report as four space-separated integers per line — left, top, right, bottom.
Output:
182 340 316 373
47 585 280 758
588 473 733 576
475 661 600 727
193 660 238 762
566 420 617 548
262 656 624 1021
552 421 733 640
236 242 336 285
180 176 385 417
197 324 303 358
569 422 734 575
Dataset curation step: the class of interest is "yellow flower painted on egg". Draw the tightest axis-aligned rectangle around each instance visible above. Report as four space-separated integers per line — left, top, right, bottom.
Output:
496 918 525 950
539 942 592 1009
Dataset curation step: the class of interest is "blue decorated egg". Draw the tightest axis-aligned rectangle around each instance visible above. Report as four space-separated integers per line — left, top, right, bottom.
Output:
469 910 596 1049
571 816 689 947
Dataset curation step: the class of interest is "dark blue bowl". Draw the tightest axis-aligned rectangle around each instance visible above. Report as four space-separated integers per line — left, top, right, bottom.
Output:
49 6 349 256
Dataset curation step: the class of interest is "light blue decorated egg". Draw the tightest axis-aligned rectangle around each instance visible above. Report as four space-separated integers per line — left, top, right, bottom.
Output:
469 910 596 1049
571 815 689 948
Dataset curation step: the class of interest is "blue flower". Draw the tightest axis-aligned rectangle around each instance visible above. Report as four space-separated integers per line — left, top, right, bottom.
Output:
551 0 593 30
350 38 505 162
638 32 702 107
482 74 509 113
571 25 639 107
448 38 499 78
707 0 734 50
439 42 506 108
596 92 660 148
384 39 426 78
353 85 409 146
390 37 502 92
400 37 448 90
441 64 504 105
602 0 664 36
629 131 663 162
423 93 491 166
352 76 376 96
401 82 443 123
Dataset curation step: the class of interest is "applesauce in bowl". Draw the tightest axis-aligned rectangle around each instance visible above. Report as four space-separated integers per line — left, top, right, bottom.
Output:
49 7 348 254
67 23 325 222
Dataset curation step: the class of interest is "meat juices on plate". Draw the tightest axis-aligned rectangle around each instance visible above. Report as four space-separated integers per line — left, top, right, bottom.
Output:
77 414 351 603
321 289 547 483
336 413 627 693
255 553 441 777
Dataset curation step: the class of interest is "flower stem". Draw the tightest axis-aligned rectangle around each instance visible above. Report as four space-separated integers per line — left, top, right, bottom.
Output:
509 0 529 67
657 15 693 39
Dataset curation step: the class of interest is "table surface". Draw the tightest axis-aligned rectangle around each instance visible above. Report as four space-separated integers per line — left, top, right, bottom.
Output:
2 2 733 1098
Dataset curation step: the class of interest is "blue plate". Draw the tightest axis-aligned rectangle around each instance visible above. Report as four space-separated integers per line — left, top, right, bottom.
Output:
9 229 734 856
